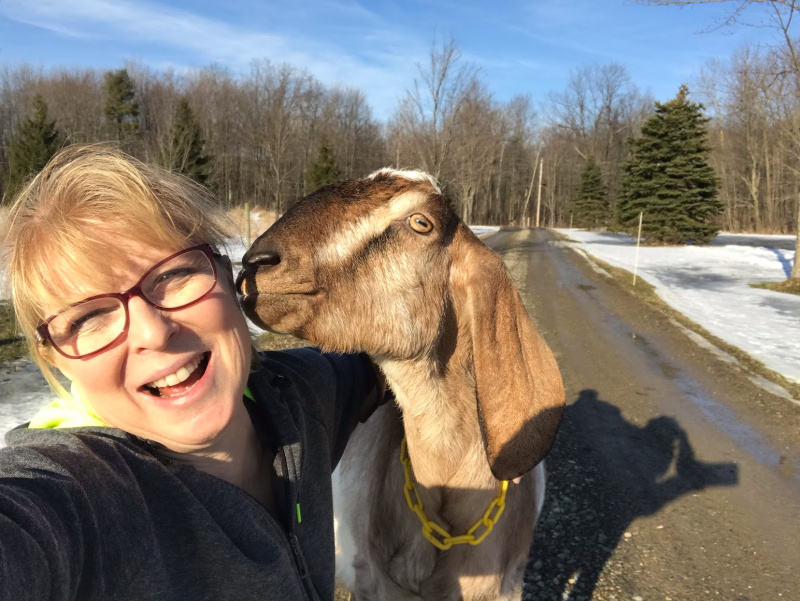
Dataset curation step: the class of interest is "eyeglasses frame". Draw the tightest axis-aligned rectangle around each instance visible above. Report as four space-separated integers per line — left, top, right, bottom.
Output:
36 243 220 360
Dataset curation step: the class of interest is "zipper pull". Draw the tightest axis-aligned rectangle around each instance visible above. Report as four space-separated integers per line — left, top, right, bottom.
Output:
289 533 309 579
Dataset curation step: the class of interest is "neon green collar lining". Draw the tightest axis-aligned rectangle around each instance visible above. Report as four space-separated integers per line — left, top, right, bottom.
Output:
28 381 109 429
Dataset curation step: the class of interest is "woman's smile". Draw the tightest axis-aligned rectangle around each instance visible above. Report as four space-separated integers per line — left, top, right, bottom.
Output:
139 351 216 409
143 351 210 396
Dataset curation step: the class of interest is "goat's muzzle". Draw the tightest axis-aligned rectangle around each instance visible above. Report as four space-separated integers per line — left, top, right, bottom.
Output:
236 249 282 296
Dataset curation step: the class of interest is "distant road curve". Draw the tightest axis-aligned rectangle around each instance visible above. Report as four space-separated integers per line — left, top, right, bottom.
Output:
713 232 797 250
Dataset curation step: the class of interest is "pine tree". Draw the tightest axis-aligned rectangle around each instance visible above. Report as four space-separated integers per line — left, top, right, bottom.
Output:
104 69 139 140
2 95 60 203
573 156 609 229
619 85 721 244
305 136 341 192
166 98 211 185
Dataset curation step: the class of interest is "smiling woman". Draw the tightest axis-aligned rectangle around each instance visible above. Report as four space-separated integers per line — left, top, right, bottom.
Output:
0 144 385 601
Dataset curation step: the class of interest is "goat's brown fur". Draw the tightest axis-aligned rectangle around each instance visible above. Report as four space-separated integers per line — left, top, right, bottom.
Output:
238 170 565 600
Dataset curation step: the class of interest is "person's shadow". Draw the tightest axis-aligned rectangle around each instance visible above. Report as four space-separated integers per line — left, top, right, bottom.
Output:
526 389 738 600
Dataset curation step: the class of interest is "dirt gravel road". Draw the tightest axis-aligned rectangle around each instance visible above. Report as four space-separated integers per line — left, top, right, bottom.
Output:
489 229 800 601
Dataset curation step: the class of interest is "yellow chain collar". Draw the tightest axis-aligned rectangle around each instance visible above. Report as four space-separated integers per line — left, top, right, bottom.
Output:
400 437 508 551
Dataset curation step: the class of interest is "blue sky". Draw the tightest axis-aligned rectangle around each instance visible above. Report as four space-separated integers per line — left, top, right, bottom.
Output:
0 0 783 120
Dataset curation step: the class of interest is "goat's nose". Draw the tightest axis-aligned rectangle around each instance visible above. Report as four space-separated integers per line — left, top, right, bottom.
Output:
246 250 281 268
237 249 282 295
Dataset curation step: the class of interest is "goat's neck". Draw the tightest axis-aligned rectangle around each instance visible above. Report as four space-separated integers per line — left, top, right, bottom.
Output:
376 347 495 490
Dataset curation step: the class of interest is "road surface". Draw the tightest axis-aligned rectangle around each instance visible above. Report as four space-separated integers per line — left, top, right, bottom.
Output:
487 229 800 601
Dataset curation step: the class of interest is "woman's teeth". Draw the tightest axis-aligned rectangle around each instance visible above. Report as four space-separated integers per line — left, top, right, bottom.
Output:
146 355 204 389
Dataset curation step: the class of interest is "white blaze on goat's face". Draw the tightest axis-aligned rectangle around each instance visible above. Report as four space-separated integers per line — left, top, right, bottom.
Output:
314 190 434 267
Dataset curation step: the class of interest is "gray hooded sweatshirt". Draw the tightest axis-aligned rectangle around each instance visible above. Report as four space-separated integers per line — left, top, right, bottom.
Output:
0 348 379 601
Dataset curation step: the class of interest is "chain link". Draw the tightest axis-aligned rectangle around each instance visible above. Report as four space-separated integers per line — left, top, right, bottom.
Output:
400 437 509 551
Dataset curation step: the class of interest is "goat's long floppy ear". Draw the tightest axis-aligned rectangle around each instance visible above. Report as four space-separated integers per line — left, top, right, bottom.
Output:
450 225 565 481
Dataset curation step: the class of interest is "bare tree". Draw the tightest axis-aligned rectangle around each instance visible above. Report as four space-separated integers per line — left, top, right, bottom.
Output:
393 38 475 184
447 77 502 223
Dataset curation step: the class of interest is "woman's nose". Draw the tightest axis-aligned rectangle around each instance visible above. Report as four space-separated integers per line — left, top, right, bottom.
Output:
126 296 179 351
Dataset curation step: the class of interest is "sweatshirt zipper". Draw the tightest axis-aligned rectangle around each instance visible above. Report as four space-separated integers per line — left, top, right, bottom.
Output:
277 444 314 600
289 532 309 579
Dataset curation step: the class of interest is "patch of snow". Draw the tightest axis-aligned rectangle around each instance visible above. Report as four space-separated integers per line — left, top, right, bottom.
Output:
571 246 612 278
667 319 738 365
471 226 501 238
0 359 58 447
748 375 798 406
557 229 799 385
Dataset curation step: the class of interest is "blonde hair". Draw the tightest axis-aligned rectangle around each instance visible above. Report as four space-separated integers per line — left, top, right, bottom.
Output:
2 144 236 396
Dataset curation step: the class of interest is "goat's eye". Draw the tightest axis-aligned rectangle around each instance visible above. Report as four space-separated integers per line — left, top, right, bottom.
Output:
407 214 433 234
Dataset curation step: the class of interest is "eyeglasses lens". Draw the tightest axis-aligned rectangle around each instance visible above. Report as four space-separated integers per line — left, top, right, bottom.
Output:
47 249 216 357
48 297 126 357
141 248 216 309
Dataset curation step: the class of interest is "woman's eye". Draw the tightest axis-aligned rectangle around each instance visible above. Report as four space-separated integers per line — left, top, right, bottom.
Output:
68 307 116 334
155 267 196 285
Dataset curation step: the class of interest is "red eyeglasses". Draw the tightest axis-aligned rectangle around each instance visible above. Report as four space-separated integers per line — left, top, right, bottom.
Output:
36 244 219 359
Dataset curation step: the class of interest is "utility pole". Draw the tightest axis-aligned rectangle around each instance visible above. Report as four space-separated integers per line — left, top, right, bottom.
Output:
535 157 543 228
245 202 251 248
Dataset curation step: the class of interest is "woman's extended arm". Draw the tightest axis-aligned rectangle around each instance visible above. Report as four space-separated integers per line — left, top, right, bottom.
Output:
0 442 95 601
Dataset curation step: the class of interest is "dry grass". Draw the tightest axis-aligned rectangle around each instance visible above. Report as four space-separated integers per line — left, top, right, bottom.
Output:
334 584 352 600
0 301 27 364
750 279 800 296
227 205 279 242
254 330 310 352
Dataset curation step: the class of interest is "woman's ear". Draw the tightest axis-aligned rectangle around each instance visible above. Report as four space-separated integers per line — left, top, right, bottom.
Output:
449 224 565 480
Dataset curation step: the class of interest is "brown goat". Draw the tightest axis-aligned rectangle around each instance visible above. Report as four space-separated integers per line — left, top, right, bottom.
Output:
237 169 564 600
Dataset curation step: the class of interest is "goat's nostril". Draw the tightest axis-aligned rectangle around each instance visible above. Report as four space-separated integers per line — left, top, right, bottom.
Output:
247 250 281 268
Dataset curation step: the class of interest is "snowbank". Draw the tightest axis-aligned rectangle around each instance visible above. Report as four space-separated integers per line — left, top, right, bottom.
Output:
556 229 799 383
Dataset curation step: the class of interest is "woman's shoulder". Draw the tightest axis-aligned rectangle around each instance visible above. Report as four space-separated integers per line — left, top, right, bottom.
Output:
253 348 374 399
1 425 155 482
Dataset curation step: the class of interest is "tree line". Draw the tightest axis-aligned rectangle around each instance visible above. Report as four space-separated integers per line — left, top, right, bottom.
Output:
0 38 797 242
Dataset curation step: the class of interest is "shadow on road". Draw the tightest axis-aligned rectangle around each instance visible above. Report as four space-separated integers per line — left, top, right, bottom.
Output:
525 389 738 600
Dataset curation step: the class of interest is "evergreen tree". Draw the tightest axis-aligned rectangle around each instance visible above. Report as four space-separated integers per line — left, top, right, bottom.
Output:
2 95 60 203
572 156 609 228
104 69 139 140
166 98 211 185
619 85 721 244
305 136 341 192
